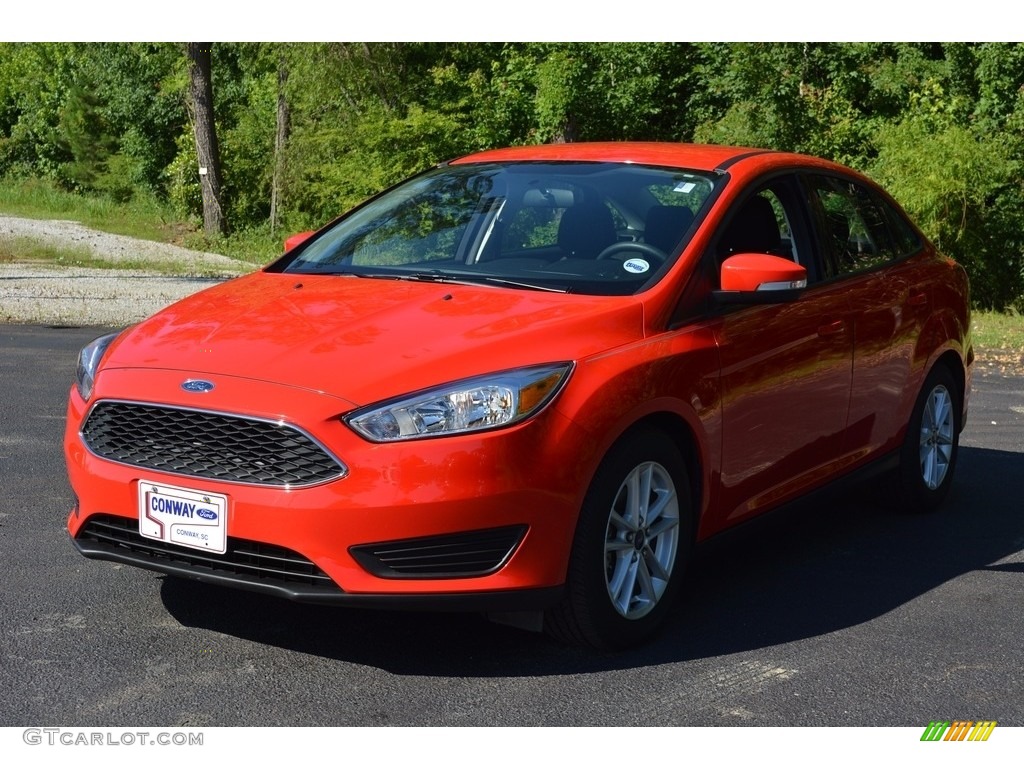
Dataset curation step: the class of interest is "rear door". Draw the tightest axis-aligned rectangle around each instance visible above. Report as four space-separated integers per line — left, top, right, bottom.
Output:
801 174 932 458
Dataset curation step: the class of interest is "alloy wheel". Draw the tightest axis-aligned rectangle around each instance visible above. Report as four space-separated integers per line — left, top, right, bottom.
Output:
919 384 955 491
604 461 680 619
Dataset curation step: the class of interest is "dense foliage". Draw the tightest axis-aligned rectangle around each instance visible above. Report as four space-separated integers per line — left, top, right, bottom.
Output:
1 42 1022 308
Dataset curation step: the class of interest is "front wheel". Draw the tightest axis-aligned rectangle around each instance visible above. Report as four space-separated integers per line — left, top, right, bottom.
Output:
545 429 692 650
898 365 961 512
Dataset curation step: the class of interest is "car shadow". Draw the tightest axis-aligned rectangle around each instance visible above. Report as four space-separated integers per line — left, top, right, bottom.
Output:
160 445 1024 676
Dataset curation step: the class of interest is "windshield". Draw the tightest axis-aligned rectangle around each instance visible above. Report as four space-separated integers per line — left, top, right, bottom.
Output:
275 161 718 295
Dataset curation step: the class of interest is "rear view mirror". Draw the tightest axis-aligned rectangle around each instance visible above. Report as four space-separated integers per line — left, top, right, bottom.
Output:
713 253 807 304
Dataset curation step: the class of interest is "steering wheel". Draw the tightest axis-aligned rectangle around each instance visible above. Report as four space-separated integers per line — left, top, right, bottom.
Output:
596 241 668 264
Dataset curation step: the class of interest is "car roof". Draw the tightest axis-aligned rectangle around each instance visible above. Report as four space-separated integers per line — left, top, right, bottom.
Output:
450 142 779 173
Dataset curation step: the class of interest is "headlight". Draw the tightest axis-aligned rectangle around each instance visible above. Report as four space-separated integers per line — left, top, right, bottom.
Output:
75 332 120 401
345 363 573 442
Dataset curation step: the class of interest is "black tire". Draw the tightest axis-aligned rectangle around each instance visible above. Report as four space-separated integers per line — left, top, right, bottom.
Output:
897 365 961 513
545 428 693 650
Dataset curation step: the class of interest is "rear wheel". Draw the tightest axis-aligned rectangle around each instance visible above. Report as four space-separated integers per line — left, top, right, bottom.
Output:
898 365 960 512
545 429 692 650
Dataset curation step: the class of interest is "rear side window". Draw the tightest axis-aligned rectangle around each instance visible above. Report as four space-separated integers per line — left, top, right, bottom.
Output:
806 175 921 279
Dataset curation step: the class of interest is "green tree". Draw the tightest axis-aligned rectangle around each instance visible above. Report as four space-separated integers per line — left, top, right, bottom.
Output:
57 83 117 192
0 43 78 179
1 41 1023 307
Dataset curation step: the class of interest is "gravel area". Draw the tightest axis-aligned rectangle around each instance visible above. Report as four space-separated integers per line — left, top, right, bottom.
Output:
0 215 255 327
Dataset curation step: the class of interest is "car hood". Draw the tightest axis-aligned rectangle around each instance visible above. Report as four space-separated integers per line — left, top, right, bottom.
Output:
103 271 645 405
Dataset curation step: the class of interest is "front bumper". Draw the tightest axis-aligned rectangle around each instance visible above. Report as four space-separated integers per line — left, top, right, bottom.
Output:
65 367 593 609
70 514 562 611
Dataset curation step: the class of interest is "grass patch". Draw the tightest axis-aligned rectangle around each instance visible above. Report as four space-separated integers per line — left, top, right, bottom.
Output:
0 178 186 243
972 309 1024 374
0 178 287 266
0 235 221 277
972 309 1024 351
182 225 285 266
1 235 105 267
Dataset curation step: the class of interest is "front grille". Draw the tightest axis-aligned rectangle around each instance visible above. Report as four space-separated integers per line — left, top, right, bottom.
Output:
77 514 340 592
350 525 527 579
81 401 346 487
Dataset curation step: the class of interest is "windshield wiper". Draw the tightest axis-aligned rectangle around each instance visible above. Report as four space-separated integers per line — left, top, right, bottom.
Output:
407 272 570 293
477 276 569 293
323 270 569 293
391 271 569 293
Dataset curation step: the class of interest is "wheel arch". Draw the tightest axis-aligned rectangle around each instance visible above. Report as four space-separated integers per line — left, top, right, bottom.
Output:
913 298 972 433
605 411 705 544
923 347 969 434
932 349 966 408
543 413 703 648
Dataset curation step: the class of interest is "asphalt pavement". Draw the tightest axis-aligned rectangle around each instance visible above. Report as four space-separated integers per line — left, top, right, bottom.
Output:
2 324 1022 727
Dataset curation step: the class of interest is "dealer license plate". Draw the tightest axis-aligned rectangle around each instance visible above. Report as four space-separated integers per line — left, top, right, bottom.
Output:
138 480 228 554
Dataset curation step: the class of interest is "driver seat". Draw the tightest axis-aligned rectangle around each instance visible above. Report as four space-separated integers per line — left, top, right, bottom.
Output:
557 203 617 260
717 195 782 259
644 205 695 255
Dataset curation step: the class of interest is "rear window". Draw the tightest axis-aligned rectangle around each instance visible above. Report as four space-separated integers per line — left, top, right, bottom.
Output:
807 175 922 279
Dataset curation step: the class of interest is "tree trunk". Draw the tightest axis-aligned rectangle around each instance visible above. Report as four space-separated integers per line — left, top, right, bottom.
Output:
552 115 578 144
186 43 227 237
270 59 290 235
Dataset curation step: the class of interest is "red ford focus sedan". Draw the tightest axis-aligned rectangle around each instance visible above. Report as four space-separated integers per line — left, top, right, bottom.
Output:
65 143 972 649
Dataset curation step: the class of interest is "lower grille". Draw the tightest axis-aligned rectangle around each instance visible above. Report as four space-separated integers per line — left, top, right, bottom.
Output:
350 526 527 579
77 514 340 592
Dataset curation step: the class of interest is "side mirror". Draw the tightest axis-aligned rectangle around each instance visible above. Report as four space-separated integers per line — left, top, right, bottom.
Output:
713 253 807 305
283 230 315 252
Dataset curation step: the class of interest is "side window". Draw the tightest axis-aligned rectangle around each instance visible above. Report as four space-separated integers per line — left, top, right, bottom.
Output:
764 189 797 261
717 184 801 265
807 175 921 279
883 202 923 256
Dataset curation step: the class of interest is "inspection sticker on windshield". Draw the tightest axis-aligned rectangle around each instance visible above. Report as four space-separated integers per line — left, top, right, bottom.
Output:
138 480 228 554
623 258 650 274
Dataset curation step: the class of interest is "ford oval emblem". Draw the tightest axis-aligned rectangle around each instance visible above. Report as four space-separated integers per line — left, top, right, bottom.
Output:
181 379 215 393
196 508 218 521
